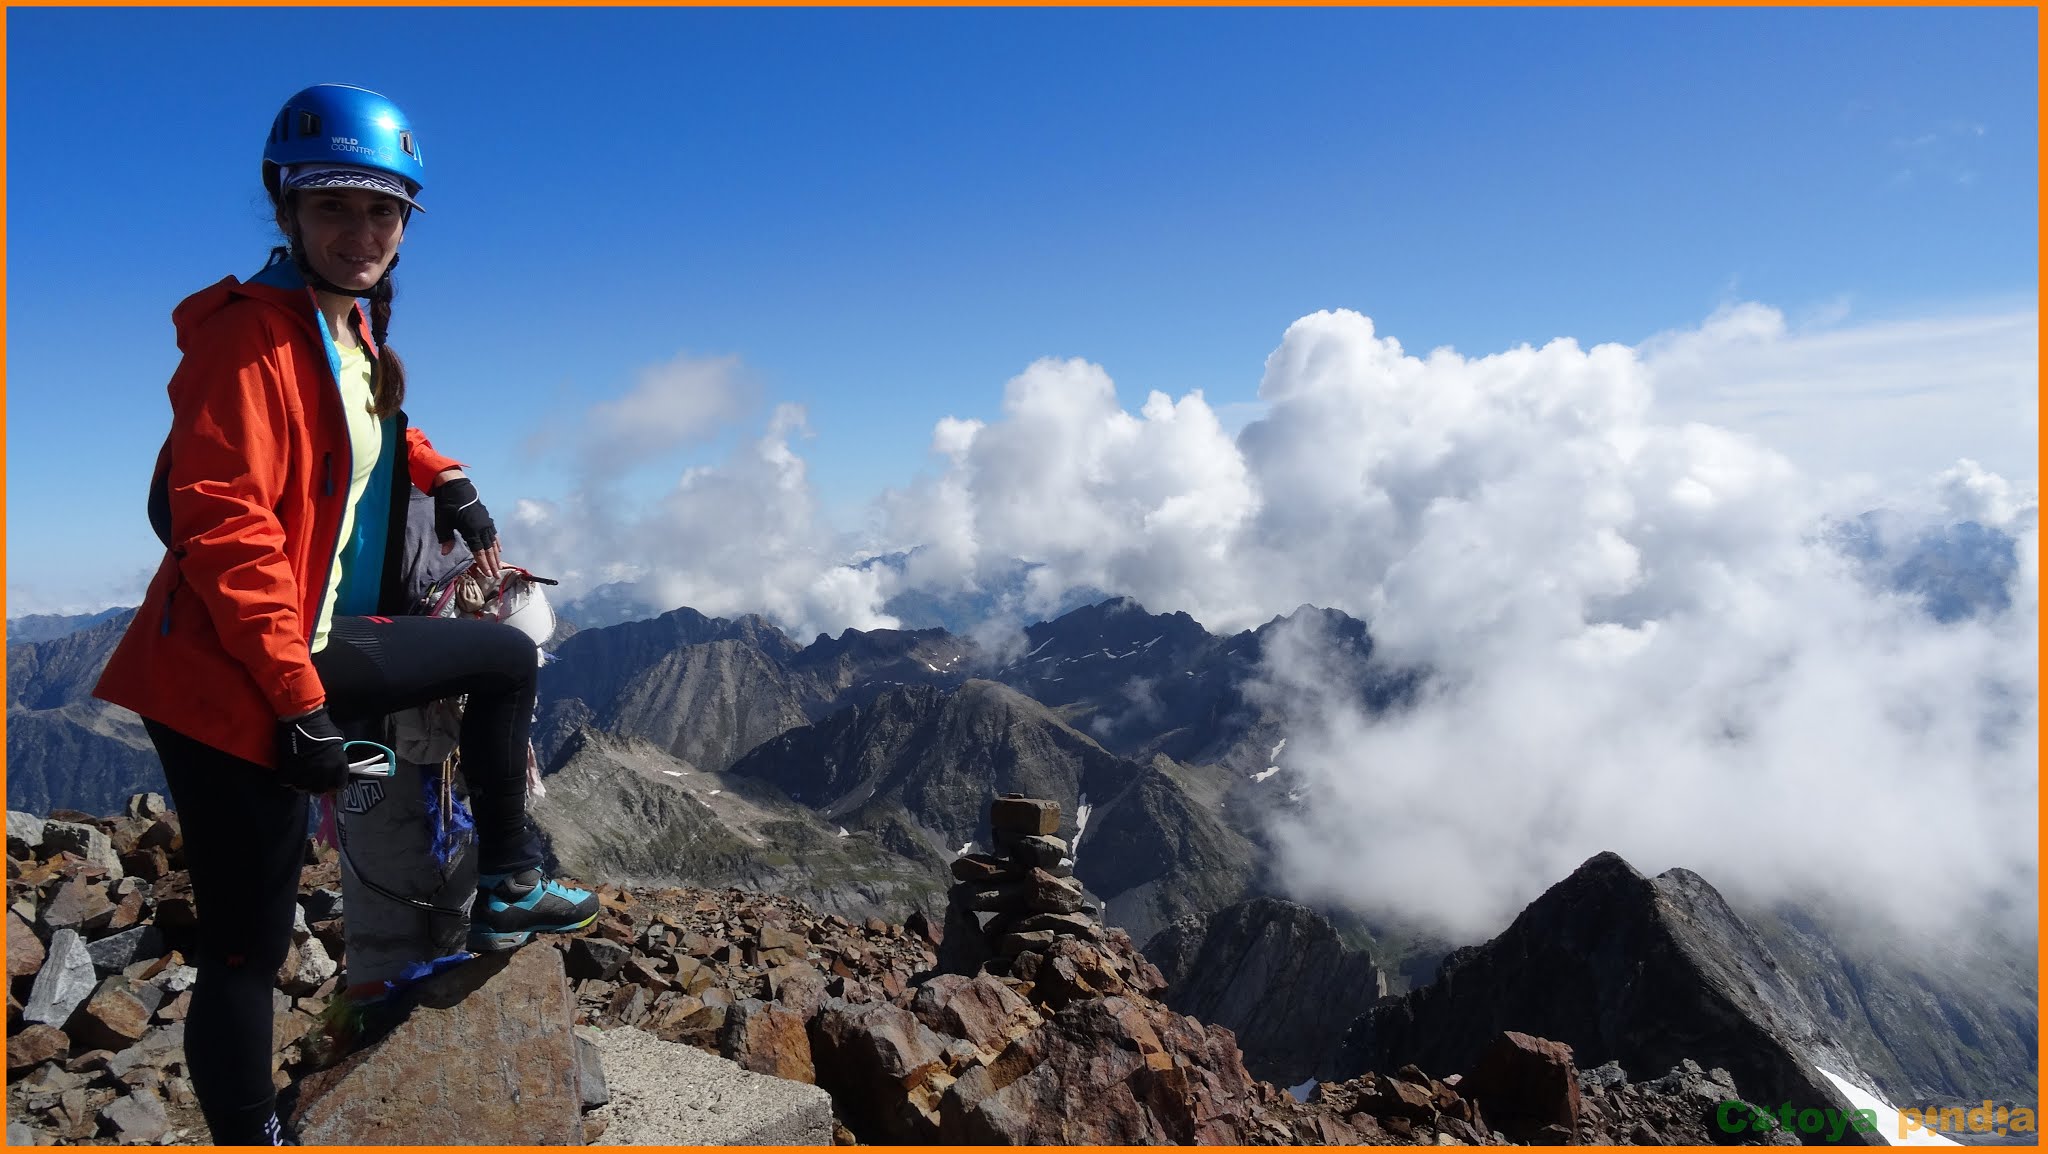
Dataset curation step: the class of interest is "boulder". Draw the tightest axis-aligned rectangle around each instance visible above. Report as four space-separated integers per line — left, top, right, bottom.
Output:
100 887 147 935
566 937 631 982
621 956 669 992
582 1024 834 1145
70 977 153 1053
948 879 1028 912
86 925 164 976
938 994 1258 1144
287 946 586 1144
6 811 45 860
8 911 46 977
105 817 154 858
573 1028 609 1110
1024 868 1085 915
38 822 122 882
671 955 714 997
106 1022 186 1078
36 875 113 936
1012 834 1068 870
948 854 1018 884
279 936 337 996
809 998 951 1141
1459 1030 1582 1143
8 1024 70 1077
98 1088 169 1144
303 886 345 922
136 815 180 852
21 929 96 1030
1012 911 1096 937
989 796 1059 837
149 873 198 929
764 962 828 1023
118 846 170 883
719 998 816 1083
908 974 1041 1063
905 909 941 946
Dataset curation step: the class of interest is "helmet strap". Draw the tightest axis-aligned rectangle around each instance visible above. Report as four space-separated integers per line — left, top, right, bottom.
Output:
282 228 397 316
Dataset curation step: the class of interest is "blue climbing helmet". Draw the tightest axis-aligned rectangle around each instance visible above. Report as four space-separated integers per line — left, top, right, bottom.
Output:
262 84 425 206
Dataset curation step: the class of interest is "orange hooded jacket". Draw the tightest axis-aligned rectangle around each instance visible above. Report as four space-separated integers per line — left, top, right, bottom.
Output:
93 264 464 769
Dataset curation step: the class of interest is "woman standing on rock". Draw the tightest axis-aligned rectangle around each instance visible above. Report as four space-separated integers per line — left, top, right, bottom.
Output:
92 83 602 1145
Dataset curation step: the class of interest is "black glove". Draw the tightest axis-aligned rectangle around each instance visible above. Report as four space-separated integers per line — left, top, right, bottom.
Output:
433 477 498 553
276 706 349 794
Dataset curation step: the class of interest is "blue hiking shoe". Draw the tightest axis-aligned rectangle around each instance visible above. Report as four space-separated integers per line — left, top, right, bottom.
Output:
469 868 601 952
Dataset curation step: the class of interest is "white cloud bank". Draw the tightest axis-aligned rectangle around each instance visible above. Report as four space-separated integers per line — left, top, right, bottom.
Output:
518 301 2037 942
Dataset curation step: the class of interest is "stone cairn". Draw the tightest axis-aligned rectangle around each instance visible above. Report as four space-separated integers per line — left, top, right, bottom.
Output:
937 795 1099 978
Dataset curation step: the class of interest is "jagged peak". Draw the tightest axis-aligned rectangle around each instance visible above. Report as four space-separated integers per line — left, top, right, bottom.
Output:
1570 848 1648 883
948 677 1069 723
548 723 677 768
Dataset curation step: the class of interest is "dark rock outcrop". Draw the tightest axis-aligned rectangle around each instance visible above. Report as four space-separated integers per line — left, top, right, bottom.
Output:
1342 851 1878 1143
1147 896 1385 1085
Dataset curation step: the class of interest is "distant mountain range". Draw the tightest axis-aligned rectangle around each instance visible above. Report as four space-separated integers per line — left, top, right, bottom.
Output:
8 520 2033 1125
6 608 163 816
5 606 132 647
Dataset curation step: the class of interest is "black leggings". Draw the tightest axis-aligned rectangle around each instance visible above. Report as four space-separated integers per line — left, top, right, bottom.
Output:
146 614 543 1145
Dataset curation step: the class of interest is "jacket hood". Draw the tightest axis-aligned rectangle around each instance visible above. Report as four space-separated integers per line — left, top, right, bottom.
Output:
171 257 372 355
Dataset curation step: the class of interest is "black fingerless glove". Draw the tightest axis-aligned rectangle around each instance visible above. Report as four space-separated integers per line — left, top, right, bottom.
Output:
433 477 498 553
276 706 349 794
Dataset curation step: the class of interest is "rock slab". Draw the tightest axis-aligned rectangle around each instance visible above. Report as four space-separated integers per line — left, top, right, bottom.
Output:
586 1024 833 1145
286 946 585 1144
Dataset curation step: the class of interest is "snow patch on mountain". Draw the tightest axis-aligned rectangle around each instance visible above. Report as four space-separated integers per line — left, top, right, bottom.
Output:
1815 1066 1960 1147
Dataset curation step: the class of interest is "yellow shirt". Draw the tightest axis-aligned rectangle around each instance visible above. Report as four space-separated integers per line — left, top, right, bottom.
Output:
311 343 383 653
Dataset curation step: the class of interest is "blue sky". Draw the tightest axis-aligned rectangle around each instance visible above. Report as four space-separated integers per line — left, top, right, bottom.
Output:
6 6 2038 615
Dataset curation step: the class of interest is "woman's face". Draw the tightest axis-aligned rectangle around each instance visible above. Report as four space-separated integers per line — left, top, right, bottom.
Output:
283 187 407 294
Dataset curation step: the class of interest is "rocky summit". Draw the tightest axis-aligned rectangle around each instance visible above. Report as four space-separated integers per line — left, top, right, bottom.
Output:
8 794 1844 1147
1343 851 1885 1144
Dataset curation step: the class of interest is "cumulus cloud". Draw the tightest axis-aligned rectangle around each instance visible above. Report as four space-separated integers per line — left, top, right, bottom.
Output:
515 401 898 636
522 304 2035 945
877 355 1260 626
875 307 2035 943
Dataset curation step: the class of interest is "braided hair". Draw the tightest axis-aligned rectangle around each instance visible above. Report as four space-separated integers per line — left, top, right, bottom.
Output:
363 255 406 419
